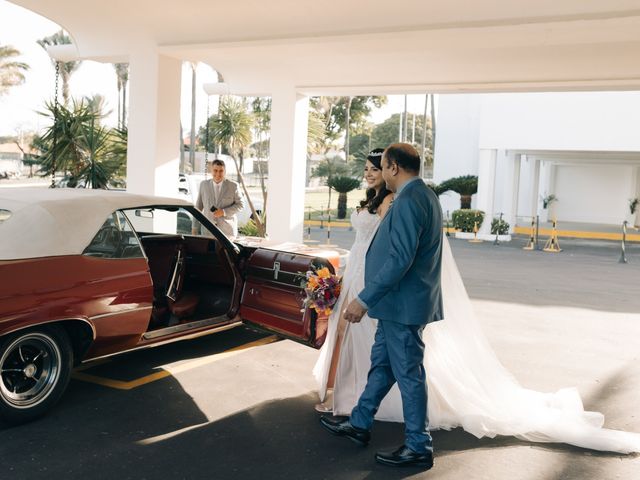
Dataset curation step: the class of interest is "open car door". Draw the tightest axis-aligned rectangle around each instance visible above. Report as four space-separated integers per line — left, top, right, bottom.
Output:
240 249 332 348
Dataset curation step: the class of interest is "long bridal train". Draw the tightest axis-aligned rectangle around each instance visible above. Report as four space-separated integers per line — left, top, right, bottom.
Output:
314 210 640 454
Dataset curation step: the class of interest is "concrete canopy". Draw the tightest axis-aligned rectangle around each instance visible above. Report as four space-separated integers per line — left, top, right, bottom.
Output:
11 0 640 94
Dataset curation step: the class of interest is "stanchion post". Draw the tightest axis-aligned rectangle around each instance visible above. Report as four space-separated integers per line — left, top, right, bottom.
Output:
493 212 503 246
543 217 562 252
535 215 540 250
523 216 535 250
445 210 451 237
619 220 628 264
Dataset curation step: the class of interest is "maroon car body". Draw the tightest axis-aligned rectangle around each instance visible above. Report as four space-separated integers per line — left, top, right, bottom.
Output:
0 188 338 424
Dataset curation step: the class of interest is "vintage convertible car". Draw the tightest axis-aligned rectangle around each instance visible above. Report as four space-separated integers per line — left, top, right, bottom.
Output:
0 188 340 424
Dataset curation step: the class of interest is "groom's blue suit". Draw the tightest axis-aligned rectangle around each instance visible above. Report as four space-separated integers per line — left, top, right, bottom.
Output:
350 176 443 454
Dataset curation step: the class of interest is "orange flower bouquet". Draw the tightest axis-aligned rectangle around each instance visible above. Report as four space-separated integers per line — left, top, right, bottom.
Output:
299 266 342 315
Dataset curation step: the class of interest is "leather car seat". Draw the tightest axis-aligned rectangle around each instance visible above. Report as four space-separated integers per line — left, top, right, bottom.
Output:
140 235 199 324
165 243 199 319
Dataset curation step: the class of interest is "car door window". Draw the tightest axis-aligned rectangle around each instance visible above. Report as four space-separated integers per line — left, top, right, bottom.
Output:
83 211 144 259
122 207 211 237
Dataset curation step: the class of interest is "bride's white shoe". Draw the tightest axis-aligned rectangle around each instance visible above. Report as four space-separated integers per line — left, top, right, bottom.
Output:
315 389 333 413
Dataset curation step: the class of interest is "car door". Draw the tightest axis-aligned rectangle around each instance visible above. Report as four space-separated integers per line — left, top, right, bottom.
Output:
239 248 332 348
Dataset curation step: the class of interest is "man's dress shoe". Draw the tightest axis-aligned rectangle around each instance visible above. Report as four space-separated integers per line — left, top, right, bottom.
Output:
319 416 370 446
375 445 434 468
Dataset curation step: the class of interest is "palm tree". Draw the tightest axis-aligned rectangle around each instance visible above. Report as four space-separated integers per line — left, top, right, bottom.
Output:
311 156 351 212
37 31 81 105
438 175 478 209
209 97 265 235
0 44 29 96
328 175 361 219
35 98 125 188
251 97 271 208
113 63 129 128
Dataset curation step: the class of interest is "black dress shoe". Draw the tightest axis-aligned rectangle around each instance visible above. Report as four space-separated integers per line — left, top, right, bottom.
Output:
375 445 434 468
319 416 371 446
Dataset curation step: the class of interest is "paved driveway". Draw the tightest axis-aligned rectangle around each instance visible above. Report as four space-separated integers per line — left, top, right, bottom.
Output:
2 238 639 479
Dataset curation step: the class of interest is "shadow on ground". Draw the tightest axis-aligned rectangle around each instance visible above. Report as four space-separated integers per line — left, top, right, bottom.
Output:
3 388 631 480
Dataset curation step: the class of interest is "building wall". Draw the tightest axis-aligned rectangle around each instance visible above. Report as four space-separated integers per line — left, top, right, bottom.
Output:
433 94 483 215
478 92 640 151
553 164 632 224
434 92 640 226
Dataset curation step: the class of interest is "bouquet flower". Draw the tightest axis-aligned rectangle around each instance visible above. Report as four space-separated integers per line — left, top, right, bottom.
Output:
299 266 342 315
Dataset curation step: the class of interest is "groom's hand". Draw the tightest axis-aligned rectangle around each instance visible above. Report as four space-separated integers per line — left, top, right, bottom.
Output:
344 299 367 323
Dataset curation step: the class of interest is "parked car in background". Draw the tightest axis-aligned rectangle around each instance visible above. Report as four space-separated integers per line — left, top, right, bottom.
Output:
0 188 338 424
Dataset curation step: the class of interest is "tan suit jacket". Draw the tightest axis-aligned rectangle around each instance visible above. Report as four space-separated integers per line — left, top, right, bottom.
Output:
195 178 244 237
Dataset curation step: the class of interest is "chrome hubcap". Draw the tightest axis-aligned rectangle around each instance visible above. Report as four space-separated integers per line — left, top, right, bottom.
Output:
0 333 61 408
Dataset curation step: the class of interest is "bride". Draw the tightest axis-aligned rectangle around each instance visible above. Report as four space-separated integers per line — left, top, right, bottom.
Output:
313 148 640 454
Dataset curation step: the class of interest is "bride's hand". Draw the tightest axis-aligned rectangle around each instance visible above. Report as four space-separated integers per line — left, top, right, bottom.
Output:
344 299 367 323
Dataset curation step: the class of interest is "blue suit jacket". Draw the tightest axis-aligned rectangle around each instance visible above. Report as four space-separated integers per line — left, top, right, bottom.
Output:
359 178 443 325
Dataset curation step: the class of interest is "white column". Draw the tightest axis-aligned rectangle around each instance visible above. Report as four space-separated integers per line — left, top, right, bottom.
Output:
266 87 309 243
530 156 541 221
126 51 182 197
501 152 521 233
476 149 497 235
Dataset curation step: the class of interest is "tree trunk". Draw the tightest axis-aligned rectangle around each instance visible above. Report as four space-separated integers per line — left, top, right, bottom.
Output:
337 192 348 219
430 93 436 170
230 155 265 236
61 67 70 105
122 78 127 128
189 64 197 172
116 80 122 130
420 93 428 178
403 95 408 142
460 195 472 209
344 96 352 162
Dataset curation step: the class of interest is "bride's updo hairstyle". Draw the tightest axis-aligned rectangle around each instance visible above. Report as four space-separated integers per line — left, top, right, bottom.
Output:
360 148 392 214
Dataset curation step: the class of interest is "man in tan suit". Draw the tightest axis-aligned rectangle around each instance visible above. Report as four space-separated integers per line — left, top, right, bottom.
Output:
194 160 244 238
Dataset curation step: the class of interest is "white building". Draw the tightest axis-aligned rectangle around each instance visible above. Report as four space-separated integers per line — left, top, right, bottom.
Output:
435 92 640 233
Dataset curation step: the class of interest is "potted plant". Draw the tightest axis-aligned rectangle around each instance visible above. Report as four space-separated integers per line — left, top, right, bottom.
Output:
451 209 485 239
629 197 639 227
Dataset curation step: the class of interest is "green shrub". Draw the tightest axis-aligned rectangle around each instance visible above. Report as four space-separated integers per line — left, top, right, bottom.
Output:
451 209 484 232
238 218 261 236
491 218 510 235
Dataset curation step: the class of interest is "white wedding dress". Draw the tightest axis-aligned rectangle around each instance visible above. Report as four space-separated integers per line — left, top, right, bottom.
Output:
313 209 640 453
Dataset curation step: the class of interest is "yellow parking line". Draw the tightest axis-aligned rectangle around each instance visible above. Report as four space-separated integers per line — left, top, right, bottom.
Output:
71 335 280 390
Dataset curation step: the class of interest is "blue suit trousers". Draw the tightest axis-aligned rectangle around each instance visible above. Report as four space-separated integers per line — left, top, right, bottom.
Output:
349 320 432 454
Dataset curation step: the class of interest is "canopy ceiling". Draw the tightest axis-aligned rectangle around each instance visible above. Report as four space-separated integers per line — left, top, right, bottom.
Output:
11 0 640 94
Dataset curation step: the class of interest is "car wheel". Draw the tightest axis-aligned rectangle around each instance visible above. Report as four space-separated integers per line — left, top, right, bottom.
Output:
0 326 73 424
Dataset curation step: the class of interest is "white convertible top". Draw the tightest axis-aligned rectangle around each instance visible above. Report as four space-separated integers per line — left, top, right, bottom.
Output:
0 188 190 260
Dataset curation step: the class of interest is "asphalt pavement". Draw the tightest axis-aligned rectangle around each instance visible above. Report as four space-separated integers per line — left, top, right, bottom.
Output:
2 232 639 480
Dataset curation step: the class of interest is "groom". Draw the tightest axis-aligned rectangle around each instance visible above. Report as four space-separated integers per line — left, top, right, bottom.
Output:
320 143 443 469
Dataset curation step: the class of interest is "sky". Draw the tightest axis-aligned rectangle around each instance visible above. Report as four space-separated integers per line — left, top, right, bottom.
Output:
0 0 430 139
